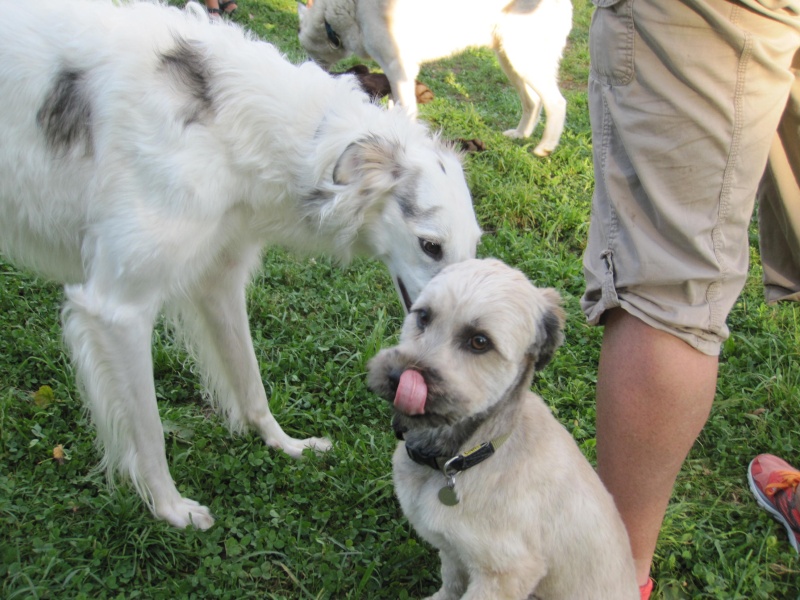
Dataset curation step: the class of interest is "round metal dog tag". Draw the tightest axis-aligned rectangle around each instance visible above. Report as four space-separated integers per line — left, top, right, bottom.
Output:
438 485 459 506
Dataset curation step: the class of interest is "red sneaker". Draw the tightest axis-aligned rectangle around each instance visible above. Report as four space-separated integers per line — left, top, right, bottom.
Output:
748 454 800 553
639 578 654 600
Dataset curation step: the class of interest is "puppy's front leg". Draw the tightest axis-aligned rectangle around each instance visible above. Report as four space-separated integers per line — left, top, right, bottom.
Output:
425 548 468 600
184 255 331 458
460 565 547 600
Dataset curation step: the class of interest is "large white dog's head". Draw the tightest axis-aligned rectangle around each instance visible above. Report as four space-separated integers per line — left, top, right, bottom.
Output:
332 134 481 312
305 106 481 312
297 0 350 69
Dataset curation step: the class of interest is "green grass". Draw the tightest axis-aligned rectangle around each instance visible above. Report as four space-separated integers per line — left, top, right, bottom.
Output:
1 0 799 598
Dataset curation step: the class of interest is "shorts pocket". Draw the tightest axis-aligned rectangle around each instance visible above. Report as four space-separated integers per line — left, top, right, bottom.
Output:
590 0 635 86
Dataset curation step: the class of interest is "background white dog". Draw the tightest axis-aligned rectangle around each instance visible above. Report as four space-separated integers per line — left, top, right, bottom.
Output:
0 0 480 529
368 259 638 599
298 0 573 156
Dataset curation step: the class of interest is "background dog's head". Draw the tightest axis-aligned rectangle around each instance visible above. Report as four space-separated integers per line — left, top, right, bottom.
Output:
297 0 349 69
367 258 565 433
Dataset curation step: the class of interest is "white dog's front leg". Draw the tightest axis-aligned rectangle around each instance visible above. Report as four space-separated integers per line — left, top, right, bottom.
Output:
181 258 332 458
64 284 214 530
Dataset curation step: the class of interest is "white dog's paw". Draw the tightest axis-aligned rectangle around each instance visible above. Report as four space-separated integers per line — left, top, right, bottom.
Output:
155 497 214 530
532 143 554 157
502 128 525 139
268 435 333 459
251 413 333 457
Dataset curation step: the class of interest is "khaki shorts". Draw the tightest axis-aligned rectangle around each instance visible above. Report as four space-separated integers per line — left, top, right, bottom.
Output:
582 0 800 355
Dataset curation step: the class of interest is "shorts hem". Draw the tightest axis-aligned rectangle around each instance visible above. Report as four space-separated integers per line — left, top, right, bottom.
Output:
584 299 723 357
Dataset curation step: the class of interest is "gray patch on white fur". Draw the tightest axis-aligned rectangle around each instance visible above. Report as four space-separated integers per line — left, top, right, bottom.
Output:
301 189 336 218
394 174 422 219
37 69 93 156
159 37 213 125
394 172 441 223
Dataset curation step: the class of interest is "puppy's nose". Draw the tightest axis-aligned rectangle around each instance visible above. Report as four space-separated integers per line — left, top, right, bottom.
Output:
387 368 402 391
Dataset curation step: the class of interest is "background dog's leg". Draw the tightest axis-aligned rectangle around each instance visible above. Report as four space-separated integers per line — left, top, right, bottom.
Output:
177 254 332 459
392 77 420 116
63 285 214 529
380 59 420 117
523 73 566 157
495 37 567 157
495 49 543 141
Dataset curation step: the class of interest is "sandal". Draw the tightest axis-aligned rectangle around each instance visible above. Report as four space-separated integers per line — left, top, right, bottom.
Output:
219 0 238 15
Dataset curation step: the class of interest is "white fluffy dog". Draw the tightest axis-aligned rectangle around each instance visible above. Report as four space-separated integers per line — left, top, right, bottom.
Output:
0 0 481 529
297 0 573 156
368 259 638 599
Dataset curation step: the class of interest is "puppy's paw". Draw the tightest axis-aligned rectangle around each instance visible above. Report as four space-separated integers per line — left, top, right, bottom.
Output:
532 143 554 157
423 591 460 600
155 497 214 530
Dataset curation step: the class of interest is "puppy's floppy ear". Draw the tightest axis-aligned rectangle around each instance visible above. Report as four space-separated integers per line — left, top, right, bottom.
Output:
529 288 566 372
332 135 406 188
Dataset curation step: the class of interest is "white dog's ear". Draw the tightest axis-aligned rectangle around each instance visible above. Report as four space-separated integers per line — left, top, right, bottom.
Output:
297 2 307 21
530 288 566 372
332 136 405 189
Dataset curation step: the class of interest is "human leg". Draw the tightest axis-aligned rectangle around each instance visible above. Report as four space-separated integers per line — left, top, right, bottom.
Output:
205 0 221 18
759 51 800 304
596 309 717 584
219 1 238 16
205 0 237 18
584 0 800 588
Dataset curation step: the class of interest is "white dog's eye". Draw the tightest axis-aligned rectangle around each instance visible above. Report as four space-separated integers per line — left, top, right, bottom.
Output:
416 309 430 330
419 238 443 261
468 334 492 354
324 20 342 49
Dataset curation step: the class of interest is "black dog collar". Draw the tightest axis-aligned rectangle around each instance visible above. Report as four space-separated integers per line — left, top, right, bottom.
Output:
404 433 511 507
405 433 511 474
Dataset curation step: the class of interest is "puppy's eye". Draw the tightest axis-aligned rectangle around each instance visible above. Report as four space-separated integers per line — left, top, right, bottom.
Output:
468 334 492 354
416 309 430 330
419 238 443 261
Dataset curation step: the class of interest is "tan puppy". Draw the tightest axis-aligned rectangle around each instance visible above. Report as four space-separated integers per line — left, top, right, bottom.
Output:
368 259 638 600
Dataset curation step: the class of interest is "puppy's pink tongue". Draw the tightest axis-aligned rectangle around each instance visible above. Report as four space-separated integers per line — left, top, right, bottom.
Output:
394 369 427 415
